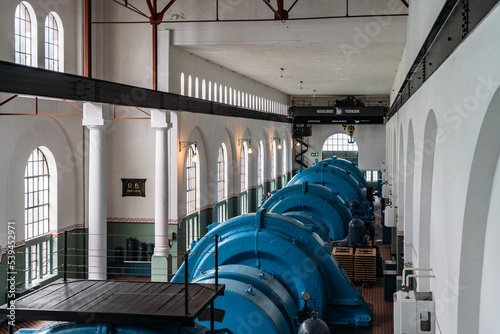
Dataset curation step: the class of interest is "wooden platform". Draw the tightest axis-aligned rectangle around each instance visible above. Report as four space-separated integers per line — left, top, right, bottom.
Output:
0 279 224 327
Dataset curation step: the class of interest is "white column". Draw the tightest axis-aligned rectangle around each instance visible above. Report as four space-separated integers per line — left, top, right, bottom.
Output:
151 109 172 281
83 102 111 280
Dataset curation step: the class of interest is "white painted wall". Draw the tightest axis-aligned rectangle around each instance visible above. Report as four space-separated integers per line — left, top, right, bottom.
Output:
106 118 156 220
168 45 289 109
176 111 291 219
386 4 500 333
307 124 386 170
391 0 447 103
0 0 83 75
0 99 85 245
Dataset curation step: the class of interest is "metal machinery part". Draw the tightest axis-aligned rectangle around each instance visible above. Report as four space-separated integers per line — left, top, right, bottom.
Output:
16 323 213 334
171 209 372 333
319 156 368 187
261 182 352 241
287 162 367 205
19 158 372 334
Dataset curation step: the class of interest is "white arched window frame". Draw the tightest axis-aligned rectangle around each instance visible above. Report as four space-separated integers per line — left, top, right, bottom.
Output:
282 139 287 176
15 2 38 67
195 77 199 98
187 75 193 97
186 145 198 214
24 146 58 284
180 73 185 95
257 140 265 204
217 144 228 202
217 144 228 222
322 133 359 151
240 141 249 191
322 133 359 163
44 12 64 72
185 145 199 250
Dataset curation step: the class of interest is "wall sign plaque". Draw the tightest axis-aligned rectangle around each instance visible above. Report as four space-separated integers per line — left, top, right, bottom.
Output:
122 179 146 197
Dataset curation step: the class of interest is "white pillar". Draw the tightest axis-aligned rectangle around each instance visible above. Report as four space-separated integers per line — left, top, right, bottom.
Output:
83 102 111 280
151 109 172 282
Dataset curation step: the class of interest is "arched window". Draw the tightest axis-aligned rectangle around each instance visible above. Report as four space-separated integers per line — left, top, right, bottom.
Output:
44 12 63 71
185 145 199 250
229 87 233 105
219 84 223 103
25 147 56 283
217 144 228 222
180 73 185 95
15 2 37 66
257 140 265 205
240 142 249 214
271 140 277 191
195 77 199 98
213 82 217 102
282 139 287 181
224 86 228 104
208 80 212 101
188 75 192 97
322 133 359 164
186 145 198 214
201 79 206 99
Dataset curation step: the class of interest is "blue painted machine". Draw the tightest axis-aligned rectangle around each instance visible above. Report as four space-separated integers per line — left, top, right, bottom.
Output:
172 209 372 333
15 158 373 334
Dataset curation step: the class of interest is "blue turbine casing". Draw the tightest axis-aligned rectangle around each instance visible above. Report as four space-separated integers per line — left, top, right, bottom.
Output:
171 209 372 333
320 157 368 187
287 162 367 204
261 182 352 241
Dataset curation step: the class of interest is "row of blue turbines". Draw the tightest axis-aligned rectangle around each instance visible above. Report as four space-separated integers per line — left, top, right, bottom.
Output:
20 157 374 334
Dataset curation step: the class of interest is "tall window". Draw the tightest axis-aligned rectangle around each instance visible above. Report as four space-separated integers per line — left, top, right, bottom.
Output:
240 142 249 214
257 141 264 205
186 145 198 214
15 2 36 66
185 145 199 250
180 73 185 95
25 147 55 284
25 148 50 239
271 140 277 191
283 139 287 178
188 75 193 97
44 12 63 71
322 133 359 164
217 144 228 222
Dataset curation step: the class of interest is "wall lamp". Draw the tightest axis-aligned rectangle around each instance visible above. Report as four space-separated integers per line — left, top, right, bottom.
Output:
179 141 198 163
238 139 253 154
273 137 282 150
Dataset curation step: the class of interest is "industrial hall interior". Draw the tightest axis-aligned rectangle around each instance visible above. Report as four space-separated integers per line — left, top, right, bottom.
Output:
0 0 499 333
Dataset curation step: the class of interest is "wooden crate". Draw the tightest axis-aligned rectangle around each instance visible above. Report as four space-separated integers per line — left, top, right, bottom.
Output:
354 248 376 282
333 247 354 279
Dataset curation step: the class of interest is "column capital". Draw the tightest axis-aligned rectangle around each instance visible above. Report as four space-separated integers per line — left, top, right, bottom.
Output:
151 109 172 130
83 102 111 129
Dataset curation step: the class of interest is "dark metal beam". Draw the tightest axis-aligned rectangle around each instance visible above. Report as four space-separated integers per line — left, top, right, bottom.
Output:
0 61 290 123
401 0 409 8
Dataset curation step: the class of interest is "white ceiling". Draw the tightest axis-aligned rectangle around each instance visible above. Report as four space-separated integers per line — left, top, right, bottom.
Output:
161 1 408 97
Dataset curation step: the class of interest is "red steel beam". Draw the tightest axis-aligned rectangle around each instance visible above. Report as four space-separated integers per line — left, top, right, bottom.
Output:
0 94 19 106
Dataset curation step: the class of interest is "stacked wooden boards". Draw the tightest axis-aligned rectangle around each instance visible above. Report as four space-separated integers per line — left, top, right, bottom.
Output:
333 247 376 283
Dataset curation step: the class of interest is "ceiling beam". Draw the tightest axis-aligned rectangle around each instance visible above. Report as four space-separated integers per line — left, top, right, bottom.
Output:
0 61 290 123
